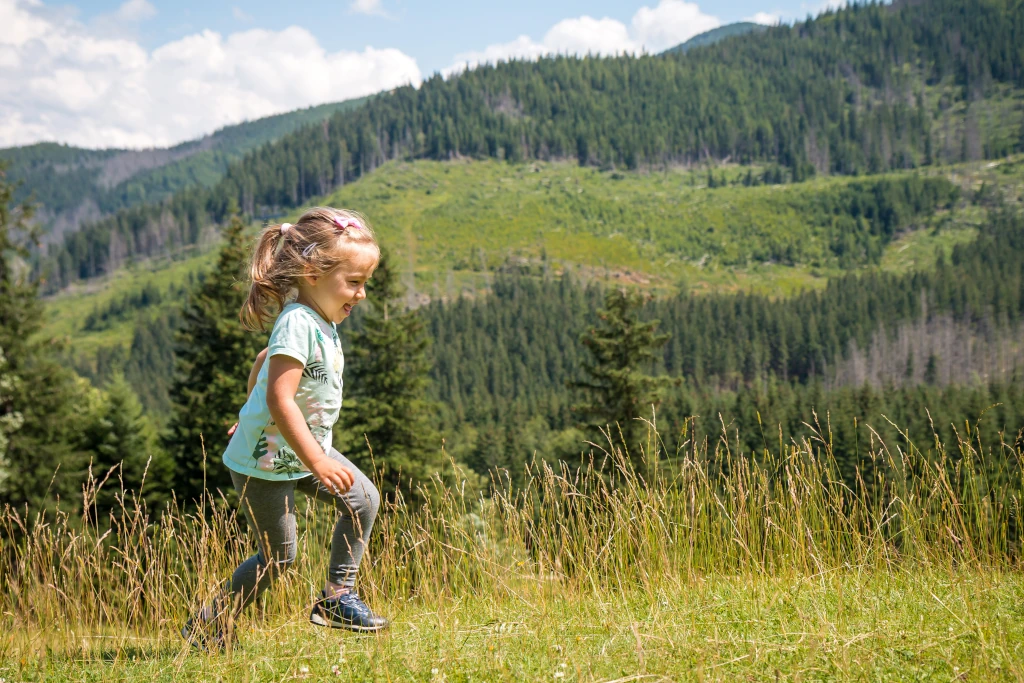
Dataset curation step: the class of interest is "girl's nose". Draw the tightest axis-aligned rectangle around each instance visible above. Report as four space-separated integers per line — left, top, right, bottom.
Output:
355 285 367 301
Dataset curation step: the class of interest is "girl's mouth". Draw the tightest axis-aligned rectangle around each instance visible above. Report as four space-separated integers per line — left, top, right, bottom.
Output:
343 304 354 315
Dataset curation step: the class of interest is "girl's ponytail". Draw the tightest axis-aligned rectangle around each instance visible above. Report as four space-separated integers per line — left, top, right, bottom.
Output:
240 224 289 331
238 208 379 332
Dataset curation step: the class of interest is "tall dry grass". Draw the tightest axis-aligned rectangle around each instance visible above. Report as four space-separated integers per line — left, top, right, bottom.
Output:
1 414 1021 653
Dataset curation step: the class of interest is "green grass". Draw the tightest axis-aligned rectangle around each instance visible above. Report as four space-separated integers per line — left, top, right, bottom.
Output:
5 569 1021 681
3 417 1023 680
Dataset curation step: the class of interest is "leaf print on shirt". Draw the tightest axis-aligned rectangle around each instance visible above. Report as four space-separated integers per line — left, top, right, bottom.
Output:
272 447 304 474
252 432 269 461
252 432 277 472
303 361 330 384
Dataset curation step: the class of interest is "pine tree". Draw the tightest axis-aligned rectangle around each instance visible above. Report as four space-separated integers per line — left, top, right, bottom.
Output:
573 288 670 468
164 207 264 503
338 249 442 499
83 374 174 518
0 162 91 513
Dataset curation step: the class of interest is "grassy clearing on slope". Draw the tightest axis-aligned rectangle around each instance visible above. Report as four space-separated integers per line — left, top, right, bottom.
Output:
3 417 1022 680
39 246 218 353
879 224 978 273
39 159 1003 355
321 159 951 289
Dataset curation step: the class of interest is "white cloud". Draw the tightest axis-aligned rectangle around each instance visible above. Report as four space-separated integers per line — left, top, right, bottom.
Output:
231 6 254 23
746 11 780 25
114 0 155 22
350 0 385 16
631 0 720 52
545 16 635 55
447 0 719 73
0 0 422 148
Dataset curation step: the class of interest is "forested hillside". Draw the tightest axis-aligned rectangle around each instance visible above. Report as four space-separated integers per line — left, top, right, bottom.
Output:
43 157 1024 487
384 204 1024 479
44 156 976 415
1 98 366 244
34 0 1024 292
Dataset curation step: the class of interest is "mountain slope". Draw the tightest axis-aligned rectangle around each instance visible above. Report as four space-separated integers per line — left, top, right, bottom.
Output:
35 0 1024 292
42 157 979 361
662 22 768 54
1 97 367 243
44 155 1017 418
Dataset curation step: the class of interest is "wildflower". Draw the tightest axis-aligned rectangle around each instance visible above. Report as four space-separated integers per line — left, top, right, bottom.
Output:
332 665 341 675
299 665 309 676
431 668 439 675
554 672 565 679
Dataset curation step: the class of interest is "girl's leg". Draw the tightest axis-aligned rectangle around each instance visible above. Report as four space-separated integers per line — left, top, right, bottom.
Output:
295 448 381 592
227 470 299 611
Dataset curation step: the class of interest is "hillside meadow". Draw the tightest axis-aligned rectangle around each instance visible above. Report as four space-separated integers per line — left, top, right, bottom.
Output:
39 156 1007 358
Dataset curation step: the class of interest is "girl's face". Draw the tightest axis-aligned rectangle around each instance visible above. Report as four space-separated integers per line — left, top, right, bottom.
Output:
301 243 379 324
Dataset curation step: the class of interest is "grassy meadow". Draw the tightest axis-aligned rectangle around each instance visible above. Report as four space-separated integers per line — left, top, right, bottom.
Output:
3 419 1022 681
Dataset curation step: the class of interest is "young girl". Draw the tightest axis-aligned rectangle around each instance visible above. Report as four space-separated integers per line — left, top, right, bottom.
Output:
184 206 386 649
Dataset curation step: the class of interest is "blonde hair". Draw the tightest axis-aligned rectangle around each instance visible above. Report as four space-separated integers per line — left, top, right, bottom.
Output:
240 206 380 331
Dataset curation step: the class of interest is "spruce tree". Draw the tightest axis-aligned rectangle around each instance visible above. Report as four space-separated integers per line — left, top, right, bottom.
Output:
83 374 174 518
0 163 91 513
338 250 442 498
164 208 263 503
573 288 670 468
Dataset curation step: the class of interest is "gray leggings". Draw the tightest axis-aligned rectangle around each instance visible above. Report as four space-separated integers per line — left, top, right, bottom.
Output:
226 449 380 611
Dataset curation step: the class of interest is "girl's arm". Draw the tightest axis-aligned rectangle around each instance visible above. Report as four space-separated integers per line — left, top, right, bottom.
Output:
247 348 269 397
266 354 354 493
228 348 270 436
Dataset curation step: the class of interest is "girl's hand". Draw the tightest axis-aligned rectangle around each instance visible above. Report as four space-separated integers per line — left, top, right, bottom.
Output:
227 422 238 436
310 456 355 495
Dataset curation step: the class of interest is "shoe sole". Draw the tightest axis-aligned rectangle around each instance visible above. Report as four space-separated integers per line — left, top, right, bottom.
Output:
309 609 388 632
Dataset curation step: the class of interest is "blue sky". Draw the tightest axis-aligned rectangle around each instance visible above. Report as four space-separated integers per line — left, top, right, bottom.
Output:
1 0 844 149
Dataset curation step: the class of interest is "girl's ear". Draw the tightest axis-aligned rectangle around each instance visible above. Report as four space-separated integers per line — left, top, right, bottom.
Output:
300 261 321 287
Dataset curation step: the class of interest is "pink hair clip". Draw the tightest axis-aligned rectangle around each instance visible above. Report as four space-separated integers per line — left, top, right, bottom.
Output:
280 223 293 234
333 215 363 232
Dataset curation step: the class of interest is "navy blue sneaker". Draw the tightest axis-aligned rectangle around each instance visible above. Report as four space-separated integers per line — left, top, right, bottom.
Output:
310 590 389 632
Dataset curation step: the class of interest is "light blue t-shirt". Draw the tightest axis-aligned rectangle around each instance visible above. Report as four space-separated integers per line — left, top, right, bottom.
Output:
222 303 344 481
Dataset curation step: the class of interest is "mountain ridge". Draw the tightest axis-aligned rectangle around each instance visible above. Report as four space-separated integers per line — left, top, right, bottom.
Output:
1 97 368 243
661 22 769 55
